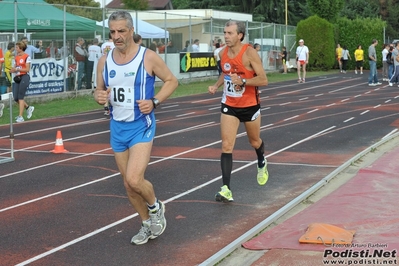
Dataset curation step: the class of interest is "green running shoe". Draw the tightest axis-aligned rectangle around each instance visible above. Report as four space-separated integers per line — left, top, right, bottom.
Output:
257 159 269 186
215 185 234 202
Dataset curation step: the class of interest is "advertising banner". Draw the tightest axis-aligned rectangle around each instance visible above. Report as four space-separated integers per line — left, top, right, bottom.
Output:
179 52 218 73
26 58 68 96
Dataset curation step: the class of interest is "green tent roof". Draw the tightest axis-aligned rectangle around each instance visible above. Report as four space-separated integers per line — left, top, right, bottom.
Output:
0 0 96 32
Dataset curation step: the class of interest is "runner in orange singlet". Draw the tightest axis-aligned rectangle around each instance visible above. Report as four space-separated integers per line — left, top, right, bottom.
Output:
208 20 269 202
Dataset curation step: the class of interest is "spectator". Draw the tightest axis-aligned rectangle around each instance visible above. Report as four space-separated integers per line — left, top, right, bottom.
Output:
382 44 389 81
368 39 381 86
280 46 288 74
213 42 224 76
336 43 343 73
4 42 14 94
21 37 42 59
100 33 115 115
191 39 200 52
101 32 115 55
46 40 59 58
341 45 351 73
149 41 157 52
34 40 44 59
386 46 394 80
388 41 399 87
166 40 177 53
10 41 34 123
74 37 88 90
87 38 101 90
133 34 142 45
181 40 190 52
354 45 364 75
157 41 165 54
296 39 309 83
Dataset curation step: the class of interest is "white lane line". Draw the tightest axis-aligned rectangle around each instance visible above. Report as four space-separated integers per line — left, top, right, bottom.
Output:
280 102 291 106
176 112 196 117
161 104 179 109
315 94 323 97
354 95 362 98
360 110 370 115
326 103 336 107
284 115 299 121
385 99 392 103
374 104 381 108
307 108 318 114
395 96 399 99
344 117 354 123
299 97 308 101
261 107 271 111
365 91 371 94
341 98 350 102
208 106 220 110
14 127 336 266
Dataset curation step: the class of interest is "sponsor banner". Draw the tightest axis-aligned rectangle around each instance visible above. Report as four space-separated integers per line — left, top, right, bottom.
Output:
179 52 218 73
26 58 67 96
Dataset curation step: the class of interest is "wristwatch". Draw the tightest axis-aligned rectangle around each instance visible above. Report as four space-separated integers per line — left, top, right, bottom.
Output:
151 97 160 109
241 78 247 86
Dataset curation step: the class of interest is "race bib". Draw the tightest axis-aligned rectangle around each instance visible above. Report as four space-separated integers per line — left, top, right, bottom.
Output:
110 86 134 109
224 75 245 97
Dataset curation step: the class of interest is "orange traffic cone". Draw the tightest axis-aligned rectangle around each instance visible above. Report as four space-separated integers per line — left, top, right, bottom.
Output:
50 130 68 153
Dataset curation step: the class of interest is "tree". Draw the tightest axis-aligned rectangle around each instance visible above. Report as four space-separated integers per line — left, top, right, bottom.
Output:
306 0 344 22
122 0 149 10
46 0 103 21
340 0 379 20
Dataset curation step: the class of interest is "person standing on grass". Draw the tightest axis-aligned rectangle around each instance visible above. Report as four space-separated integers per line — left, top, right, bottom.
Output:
354 45 364 74
94 10 178 245
208 20 269 203
296 39 309 83
10 42 34 123
87 38 101 90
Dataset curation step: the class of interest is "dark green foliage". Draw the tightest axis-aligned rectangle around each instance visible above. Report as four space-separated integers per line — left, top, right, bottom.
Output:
296 16 335 70
336 17 386 70
307 0 344 22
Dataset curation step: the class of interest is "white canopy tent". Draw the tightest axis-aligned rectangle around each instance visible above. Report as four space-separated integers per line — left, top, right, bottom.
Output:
97 17 169 39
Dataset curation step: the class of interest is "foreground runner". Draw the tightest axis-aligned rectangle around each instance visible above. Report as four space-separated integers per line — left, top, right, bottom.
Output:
208 20 269 203
94 10 178 245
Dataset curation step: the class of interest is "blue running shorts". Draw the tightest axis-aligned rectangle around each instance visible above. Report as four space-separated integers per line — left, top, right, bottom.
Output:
110 113 156 152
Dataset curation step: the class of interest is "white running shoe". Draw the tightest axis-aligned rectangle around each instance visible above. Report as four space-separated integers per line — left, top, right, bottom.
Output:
16 116 24 123
355 70 357 74
131 222 154 245
389 83 393 86
27 106 35 119
149 201 166 237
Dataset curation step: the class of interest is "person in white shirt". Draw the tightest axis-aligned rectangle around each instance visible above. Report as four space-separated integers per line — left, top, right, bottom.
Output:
101 33 115 55
295 39 309 83
213 43 224 76
191 39 200 52
382 44 389 81
100 33 115 115
87 38 102 90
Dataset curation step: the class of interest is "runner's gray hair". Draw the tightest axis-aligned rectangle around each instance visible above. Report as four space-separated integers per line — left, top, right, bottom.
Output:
108 10 134 29
225 20 246 42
